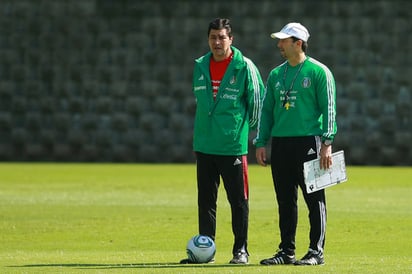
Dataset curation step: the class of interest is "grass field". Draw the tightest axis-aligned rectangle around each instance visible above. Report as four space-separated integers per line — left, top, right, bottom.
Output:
0 163 411 274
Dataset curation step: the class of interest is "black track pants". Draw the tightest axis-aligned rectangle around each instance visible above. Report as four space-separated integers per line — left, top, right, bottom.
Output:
196 152 249 255
270 136 326 255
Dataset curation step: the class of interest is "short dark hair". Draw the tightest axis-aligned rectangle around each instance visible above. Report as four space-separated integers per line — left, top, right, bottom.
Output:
291 36 308 52
208 18 232 37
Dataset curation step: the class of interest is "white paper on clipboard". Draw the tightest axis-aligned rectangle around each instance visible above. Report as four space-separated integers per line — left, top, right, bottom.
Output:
303 150 347 193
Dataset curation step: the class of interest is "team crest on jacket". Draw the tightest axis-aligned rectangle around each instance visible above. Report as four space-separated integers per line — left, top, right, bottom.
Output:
302 77 311 88
230 75 236 85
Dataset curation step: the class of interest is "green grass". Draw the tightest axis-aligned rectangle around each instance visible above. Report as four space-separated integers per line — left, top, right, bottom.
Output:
0 163 411 274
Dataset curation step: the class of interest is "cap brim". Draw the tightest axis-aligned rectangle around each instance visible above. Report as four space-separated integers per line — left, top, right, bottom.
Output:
270 32 292 39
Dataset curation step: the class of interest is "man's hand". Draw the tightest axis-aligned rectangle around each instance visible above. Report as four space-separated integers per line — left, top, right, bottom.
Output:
256 147 267 166
319 144 332 170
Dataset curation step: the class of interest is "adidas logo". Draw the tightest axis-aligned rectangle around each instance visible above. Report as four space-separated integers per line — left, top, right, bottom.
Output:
233 158 242 166
307 148 316 155
198 74 204 81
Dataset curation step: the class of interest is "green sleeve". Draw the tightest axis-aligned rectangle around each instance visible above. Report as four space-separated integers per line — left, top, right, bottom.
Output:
316 66 337 141
244 58 264 130
253 74 275 147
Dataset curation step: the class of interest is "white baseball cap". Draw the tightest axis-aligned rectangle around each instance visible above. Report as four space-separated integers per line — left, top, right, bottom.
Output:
270 22 310 42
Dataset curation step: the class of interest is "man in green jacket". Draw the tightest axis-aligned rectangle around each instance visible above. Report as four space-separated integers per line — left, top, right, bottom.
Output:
181 18 264 264
254 22 337 266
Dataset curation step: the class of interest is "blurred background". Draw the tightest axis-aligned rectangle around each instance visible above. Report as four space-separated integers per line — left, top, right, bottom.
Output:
0 0 410 165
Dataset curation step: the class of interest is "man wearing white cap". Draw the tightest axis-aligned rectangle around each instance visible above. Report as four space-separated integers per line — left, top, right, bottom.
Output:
254 22 337 266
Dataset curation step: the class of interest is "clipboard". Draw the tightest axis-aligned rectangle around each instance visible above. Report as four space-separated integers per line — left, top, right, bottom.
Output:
303 150 347 193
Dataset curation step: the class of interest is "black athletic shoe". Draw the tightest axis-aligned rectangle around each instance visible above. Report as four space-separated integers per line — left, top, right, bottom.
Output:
229 252 249 264
179 258 195 264
294 249 324 265
179 257 215 264
260 250 296 265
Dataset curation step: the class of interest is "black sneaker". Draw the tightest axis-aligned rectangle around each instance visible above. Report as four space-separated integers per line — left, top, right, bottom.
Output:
229 252 249 264
260 250 296 265
179 257 215 264
179 258 193 264
294 249 324 265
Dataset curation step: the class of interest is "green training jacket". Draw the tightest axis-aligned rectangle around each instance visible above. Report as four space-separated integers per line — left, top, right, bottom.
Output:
192 46 264 156
254 56 337 147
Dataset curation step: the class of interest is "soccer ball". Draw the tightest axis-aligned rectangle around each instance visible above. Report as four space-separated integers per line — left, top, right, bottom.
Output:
186 235 216 263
